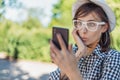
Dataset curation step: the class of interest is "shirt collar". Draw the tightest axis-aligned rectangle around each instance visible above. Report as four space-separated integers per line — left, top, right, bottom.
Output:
92 44 106 58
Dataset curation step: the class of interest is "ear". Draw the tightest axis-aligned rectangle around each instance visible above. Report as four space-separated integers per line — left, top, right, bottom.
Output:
101 23 108 33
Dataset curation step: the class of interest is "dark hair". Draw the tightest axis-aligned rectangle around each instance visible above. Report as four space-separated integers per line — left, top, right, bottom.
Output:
73 2 111 52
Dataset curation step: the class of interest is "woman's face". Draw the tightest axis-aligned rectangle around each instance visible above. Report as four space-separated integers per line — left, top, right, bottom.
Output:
74 12 108 47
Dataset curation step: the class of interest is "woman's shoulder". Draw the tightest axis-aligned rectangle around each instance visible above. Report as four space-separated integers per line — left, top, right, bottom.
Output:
105 49 120 64
108 49 120 56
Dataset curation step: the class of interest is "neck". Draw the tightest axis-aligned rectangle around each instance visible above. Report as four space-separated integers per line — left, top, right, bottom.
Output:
86 41 99 56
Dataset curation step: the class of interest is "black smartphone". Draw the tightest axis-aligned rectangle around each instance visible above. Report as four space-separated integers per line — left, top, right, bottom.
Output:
52 27 69 50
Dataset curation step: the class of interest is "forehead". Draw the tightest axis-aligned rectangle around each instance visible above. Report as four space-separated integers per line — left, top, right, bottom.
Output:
77 12 102 21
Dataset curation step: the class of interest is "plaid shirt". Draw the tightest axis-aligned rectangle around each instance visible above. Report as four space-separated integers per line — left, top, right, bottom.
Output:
49 45 120 80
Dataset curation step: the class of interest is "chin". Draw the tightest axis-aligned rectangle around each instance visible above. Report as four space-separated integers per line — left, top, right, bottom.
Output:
84 42 89 46
84 42 92 47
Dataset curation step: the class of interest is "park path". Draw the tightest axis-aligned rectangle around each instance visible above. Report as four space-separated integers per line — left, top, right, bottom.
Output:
0 59 57 80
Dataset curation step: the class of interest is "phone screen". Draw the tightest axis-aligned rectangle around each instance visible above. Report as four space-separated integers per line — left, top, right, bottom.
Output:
52 27 69 50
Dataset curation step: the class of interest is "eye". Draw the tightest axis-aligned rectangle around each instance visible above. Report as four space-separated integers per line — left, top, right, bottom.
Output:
78 21 82 27
87 22 96 27
73 20 82 28
73 21 78 27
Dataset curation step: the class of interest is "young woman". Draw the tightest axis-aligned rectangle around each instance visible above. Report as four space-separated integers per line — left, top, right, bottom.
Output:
49 0 120 80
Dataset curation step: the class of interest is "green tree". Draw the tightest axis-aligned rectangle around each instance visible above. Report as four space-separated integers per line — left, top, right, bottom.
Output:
49 0 75 28
22 17 42 29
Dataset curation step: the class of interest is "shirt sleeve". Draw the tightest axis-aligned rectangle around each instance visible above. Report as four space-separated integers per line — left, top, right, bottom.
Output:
100 51 120 80
49 68 61 80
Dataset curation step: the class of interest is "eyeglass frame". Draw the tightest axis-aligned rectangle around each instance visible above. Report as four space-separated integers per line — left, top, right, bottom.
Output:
73 20 106 31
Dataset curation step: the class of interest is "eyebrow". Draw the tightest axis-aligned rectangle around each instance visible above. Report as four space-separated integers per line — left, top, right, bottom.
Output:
76 19 98 22
87 20 97 21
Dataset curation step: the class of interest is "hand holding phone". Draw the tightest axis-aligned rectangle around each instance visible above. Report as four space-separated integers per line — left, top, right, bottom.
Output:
52 27 69 50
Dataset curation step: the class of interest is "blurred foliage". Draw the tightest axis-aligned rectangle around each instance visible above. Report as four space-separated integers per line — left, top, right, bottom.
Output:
0 0 120 62
106 0 120 50
0 18 51 62
49 0 75 28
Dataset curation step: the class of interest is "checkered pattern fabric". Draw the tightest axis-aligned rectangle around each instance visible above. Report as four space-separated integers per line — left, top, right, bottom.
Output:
49 45 120 80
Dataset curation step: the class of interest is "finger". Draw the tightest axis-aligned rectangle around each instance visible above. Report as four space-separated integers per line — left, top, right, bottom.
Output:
50 40 57 55
56 33 67 51
72 28 85 49
50 45 59 64
50 51 55 63
72 28 81 43
50 41 56 55
50 41 56 63
50 40 62 59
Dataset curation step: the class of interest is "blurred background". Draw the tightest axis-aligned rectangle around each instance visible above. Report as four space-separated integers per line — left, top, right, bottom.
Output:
0 0 120 80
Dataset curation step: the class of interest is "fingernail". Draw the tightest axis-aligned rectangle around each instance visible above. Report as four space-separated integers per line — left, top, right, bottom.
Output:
57 33 61 37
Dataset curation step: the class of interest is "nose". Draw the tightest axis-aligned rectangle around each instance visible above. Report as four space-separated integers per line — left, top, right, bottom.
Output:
81 25 87 33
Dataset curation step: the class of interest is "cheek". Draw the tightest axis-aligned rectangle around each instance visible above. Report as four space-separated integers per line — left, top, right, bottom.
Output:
87 32 101 44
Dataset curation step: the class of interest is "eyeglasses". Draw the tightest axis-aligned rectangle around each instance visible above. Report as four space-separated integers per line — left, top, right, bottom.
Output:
73 20 105 31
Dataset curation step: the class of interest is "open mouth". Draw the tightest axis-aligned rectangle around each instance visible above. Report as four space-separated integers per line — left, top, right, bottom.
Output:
82 38 87 41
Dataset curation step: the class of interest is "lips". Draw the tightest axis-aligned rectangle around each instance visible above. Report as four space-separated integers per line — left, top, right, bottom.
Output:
78 36 87 42
81 38 87 41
